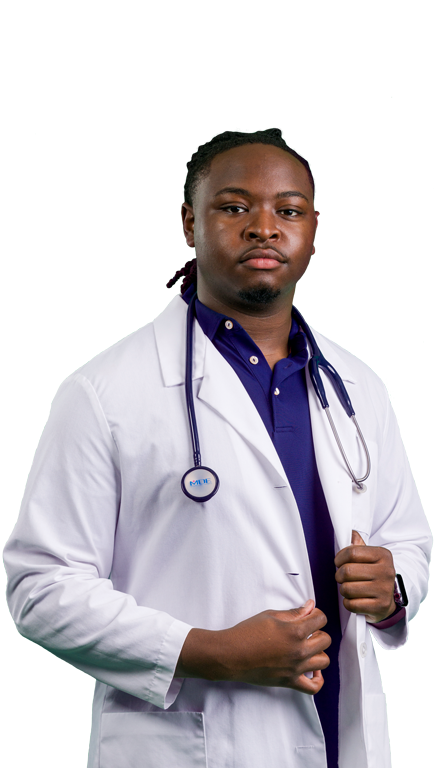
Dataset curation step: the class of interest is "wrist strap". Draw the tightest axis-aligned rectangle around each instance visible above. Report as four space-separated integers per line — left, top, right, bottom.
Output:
394 573 408 607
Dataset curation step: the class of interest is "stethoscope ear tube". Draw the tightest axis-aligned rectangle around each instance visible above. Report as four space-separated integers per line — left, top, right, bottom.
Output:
308 352 354 418
325 409 371 492
296 308 371 492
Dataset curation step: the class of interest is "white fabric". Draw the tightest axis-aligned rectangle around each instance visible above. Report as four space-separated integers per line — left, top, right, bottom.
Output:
4 295 432 768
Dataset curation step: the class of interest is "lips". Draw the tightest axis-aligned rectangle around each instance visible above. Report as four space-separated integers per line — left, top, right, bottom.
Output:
241 248 285 263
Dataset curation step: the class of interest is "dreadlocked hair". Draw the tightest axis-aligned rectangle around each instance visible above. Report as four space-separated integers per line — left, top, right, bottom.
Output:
165 259 198 295
167 128 314 293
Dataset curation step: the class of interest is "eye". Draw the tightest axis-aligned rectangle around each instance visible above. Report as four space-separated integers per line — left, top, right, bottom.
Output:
279 208 301 217
222 205 301 219
221 205 247 214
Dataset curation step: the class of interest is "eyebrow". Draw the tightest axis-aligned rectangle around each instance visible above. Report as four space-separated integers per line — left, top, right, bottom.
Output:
213 187 309 202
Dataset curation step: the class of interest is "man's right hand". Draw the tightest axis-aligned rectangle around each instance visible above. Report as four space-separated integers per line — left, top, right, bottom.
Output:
213 600 332 695
175 599 331 695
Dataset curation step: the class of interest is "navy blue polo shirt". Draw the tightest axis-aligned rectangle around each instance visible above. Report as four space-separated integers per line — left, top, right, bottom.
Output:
182 286 342 768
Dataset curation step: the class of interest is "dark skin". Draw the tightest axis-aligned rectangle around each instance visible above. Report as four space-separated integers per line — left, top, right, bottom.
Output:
182 143 318 369
175 144 397 693
335 530 396 623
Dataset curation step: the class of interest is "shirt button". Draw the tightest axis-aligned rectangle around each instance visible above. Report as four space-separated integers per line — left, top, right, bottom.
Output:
249 355 259 365
274 388 280 396
225 320 233 330
359 642 367 658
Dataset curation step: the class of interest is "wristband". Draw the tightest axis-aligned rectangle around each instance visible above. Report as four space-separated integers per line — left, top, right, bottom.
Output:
394 573 408 607
368 574 409 629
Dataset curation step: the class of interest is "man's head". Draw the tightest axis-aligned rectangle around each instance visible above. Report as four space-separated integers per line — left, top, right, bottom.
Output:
169 129 318 315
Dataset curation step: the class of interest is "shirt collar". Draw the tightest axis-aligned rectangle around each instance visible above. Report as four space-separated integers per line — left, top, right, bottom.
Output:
181 283 306 354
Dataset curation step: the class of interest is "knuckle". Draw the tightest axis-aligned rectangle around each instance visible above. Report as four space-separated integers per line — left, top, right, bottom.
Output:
293 645 306 662
293 625 306 642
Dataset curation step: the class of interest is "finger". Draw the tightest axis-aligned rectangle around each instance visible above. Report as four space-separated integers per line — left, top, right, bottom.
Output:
334 545 382 568
335 563 380 583
341 596 387 616
303 598 315 613
300 609 328 638
293 669 325 695
304 630 332 655
277 600 315 625
351 530 366 545
339 582 381 600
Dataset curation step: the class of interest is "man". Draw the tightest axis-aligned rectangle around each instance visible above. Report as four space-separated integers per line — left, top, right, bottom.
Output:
4 129 432 768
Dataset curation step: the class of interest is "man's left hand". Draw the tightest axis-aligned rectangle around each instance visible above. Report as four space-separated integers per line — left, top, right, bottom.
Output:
334 530 396 623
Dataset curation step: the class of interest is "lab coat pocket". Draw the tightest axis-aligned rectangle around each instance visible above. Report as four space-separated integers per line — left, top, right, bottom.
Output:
364 694 391 768
295 743 327 767
99 711 208 768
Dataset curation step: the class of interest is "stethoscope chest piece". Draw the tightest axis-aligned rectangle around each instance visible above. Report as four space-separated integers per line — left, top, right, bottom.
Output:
181 466 220 502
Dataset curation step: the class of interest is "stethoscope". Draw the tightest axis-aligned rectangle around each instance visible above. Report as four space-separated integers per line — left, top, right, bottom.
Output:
181 292 371 502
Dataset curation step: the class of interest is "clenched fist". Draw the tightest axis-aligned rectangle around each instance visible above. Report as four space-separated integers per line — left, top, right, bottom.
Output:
334 530 396 623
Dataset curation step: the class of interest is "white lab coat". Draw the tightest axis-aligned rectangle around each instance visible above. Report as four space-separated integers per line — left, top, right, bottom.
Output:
4 295 432 768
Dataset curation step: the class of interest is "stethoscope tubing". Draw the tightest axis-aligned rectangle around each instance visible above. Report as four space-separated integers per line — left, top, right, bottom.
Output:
183 293 371 498
185 292 202 468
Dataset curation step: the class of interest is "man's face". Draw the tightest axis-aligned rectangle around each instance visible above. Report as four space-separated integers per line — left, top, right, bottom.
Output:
182 143 319 312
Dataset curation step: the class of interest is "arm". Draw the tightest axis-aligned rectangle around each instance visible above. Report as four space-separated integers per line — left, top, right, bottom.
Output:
173 627 221 680
3 374 192 709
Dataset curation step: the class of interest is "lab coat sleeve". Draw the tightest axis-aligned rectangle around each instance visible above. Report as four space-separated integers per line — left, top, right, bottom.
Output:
367 385 432 650
3 373 193 709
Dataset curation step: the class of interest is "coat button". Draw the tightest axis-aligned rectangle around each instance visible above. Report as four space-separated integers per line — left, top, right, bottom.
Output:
225 320 233 329
249 356 259 365
359 642 367 658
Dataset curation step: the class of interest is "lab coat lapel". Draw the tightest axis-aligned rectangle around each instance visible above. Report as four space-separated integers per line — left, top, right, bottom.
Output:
197 341 289 484
153 295 288 484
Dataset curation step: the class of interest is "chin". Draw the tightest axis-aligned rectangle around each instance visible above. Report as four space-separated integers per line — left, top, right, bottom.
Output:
236 286 281 306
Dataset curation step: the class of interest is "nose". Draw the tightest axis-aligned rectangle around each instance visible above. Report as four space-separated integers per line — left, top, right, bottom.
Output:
246 214 279 242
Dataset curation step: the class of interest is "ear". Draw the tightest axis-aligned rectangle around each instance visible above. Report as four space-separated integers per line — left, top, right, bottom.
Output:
311 211 319 255
351 530 366 546
182 203 195 248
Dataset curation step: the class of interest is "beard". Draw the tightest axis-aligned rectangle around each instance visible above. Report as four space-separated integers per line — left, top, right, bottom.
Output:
237 285 281 307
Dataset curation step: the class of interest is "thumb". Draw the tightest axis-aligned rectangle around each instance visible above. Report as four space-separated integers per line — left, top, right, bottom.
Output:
351 529 366 546
297 598 315 616
282 599 315 622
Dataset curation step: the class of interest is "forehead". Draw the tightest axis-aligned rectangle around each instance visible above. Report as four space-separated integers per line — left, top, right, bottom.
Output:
197 143 313 202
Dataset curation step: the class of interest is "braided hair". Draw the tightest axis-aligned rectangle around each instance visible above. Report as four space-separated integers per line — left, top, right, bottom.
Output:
167 128 314 294
166 258 198 295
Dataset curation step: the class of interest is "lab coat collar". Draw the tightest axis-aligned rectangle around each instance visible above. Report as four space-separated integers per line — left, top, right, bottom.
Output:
153 294 357 388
